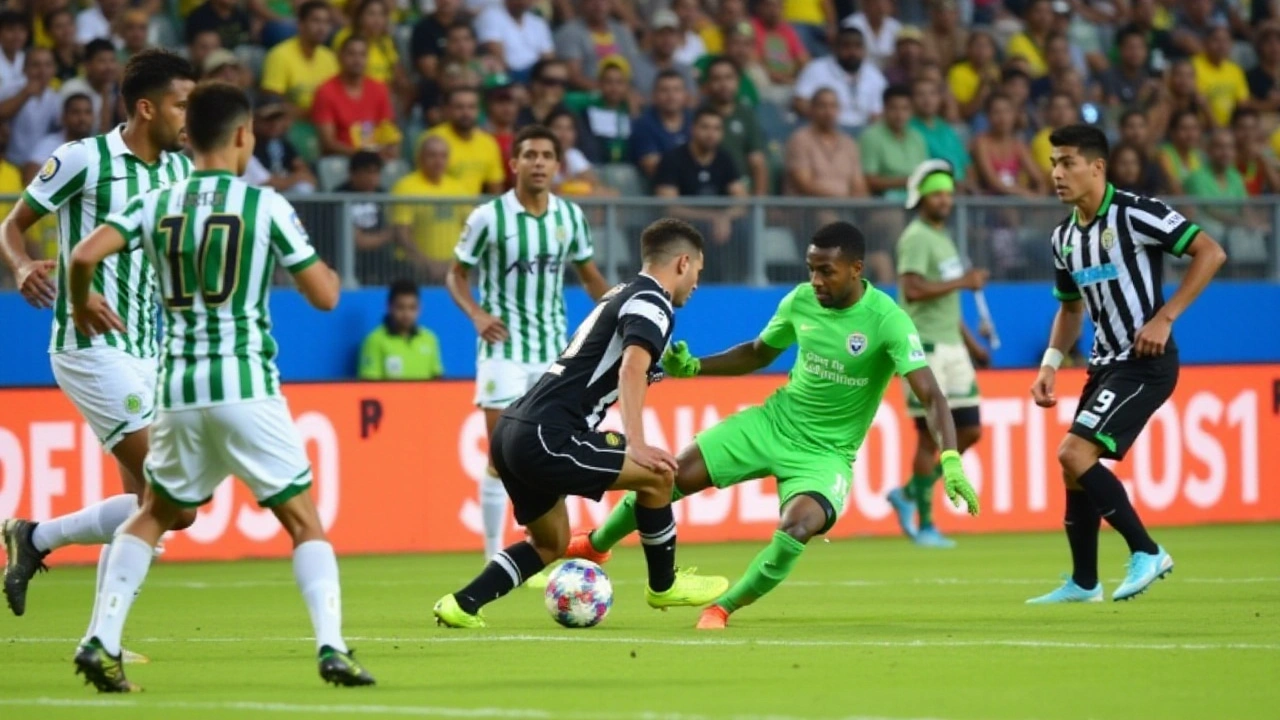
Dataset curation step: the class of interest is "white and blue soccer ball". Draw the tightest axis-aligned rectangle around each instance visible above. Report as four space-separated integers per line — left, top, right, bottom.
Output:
544 559 613 628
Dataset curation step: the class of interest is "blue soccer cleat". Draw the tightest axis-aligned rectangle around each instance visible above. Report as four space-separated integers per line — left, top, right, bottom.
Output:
887 487 918 539
913 526 956 549
1026 575 1103 604
1113 546 1174 602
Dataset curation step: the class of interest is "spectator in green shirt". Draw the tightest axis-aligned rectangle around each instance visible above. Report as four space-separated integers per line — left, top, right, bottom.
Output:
359 280 445 380
1183 127 1271 264
699 55 768 194
908 76 972 190
861 84 929 202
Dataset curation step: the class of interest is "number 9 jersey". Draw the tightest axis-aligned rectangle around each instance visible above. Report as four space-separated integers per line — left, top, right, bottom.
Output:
105 170 318 410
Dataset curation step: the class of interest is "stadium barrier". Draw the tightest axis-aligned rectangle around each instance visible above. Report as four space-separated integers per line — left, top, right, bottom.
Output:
1 365 1276 564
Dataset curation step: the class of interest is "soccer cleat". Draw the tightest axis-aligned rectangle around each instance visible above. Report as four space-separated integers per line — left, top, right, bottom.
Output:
2 518 50 616
1025 575 1104 604
695 604 730 630
318 646 376 687
913 526 956 549
524 567 552 590
73 638 142 693
564 530 613 565
1113 546 1174 602
886 488 918 539
645 567 730 610
433 594 486 629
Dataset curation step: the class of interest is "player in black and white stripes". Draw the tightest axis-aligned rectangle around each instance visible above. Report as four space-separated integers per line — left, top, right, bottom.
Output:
1030 124 1227 604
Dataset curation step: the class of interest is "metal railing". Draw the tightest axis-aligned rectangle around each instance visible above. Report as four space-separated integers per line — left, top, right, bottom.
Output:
3 194 1278 289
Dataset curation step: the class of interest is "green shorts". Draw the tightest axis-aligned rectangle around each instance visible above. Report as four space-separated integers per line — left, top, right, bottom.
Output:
694 405 853 534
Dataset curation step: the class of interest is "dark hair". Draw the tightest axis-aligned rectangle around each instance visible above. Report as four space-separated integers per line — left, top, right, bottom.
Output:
1169 107 1201 130
544 108 576 130
701 56 737 83
1001 68 1030 85
653 68 685 91
512 124 563 162
447 20 475 37
185 81 251 152
297 0 331 22
1230 106 1259 126
444 86 480 104
530 57 564 83
1115 25 1146 47
693 106 723 125
0 10 29 32
882 83 912 104
349 149 382 173
388 278 418 304
983 90 1013 113
122 48 197 117
1048 123 1109 161
352 0 388 30
62 92 93 113
640 218 704 262
810 221 865 261
836 25 864 41
1120 108 1146 126
339 34 368 52
44 8 73 28
84 38 117 62
1048 90 1075 107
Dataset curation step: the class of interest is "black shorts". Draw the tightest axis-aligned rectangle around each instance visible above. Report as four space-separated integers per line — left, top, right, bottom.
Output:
1070 353 1179 460
489 416 628 525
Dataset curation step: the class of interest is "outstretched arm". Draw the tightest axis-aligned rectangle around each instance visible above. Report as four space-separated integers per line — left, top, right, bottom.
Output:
697 339 784 376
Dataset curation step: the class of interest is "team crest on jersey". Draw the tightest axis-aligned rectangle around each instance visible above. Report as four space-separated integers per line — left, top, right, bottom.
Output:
604 432 621 447
847 333 868 356
1101 228 1115 251
907 334 926 362
556 226 568 242
290 211 308 237
38 156 60 182
124 393 143 415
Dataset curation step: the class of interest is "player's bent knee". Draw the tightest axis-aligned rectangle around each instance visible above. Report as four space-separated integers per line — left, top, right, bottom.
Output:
1057 435 1100 475
170 508 198 531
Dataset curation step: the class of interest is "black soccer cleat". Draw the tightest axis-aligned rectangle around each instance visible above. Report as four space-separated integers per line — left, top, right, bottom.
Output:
318 646 376 687
74 638 142 693
2 518 50 616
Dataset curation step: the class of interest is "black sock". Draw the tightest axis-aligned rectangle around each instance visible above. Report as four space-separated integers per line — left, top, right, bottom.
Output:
634 502 677 593
1074 463 1159 555
454 541 546 615
1064 489 1101 589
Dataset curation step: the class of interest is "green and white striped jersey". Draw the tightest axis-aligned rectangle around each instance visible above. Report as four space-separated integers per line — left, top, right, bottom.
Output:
24 126 193 358
105 170 318 410
454 190 594 364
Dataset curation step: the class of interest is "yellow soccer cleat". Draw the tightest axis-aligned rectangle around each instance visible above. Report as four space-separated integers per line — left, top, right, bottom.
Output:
433 594 486 629
524 567 552 590
645 567 730 610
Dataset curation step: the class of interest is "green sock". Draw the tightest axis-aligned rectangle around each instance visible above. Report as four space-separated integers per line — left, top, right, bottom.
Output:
717 531 806 613
588 487 687 552
909 465 942 529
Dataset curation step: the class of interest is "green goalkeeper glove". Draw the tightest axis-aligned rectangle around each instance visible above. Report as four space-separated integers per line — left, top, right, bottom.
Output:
940 449 980 516
661 341 701 378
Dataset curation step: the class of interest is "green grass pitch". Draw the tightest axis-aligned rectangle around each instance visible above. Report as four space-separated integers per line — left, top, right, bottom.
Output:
3 523 1278 720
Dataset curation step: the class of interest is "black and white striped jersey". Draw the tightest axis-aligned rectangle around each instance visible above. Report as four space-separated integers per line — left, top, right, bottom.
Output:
1050 184 1201 366
504 273 674 431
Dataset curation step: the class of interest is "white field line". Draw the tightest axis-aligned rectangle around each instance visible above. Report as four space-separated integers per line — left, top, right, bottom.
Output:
0 698 964 720
8 634 1278 652
29 577 1280 590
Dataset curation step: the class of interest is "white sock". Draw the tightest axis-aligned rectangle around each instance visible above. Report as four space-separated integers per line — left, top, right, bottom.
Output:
31 494 139 553
81 545 112 644
481 471 508 560
292 540 347 654
87 534 153 656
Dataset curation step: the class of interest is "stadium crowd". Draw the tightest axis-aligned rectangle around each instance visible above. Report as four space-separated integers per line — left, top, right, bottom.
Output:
0 0 1277 285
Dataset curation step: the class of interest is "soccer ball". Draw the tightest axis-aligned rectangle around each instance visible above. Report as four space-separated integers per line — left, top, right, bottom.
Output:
544 559 613 628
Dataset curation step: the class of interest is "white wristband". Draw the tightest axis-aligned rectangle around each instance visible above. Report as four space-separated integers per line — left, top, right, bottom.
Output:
1041 348 1064 370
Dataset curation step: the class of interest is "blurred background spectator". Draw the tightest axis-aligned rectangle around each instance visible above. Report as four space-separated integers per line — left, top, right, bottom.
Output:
358 279 445 381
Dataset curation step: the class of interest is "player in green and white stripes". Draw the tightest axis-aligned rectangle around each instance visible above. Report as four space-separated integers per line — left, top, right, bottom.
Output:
65 81 372 691
445 124 611 565
0 50 197 631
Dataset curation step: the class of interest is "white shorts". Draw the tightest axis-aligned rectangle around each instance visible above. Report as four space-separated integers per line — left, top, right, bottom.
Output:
51 347 158 450
144 397 312 508
474 358 552 409
904 341 980 417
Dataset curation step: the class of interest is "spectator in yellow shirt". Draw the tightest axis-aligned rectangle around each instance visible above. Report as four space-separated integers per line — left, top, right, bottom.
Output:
391 135 472 282
260 0 339 115
358 280 445 381
1030 92 1079 174
948 30 1001 120
700 0 747 54
418 87 506 195
331 0 405 92
1005 0 1053 78
1192 25 1248 127
784 0 836 57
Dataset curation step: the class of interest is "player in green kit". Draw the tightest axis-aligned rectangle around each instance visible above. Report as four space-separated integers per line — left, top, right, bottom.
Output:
566 222 981 629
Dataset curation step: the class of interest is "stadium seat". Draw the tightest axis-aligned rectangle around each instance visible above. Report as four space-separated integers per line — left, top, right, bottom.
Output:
234 45 267 81
382 159 410 188
761 226 800 267
597 163 647 196
756 102 796 144
317 156 350 192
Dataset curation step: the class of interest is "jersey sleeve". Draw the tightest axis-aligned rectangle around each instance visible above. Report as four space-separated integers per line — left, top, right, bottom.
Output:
266 192 319 273
758 286 798 349
566 200 594 263
881 308 929 377
23 141 92 217
1051 230 1081 301
103 195 148 252
454 203 493 266
618 293 673 360
896 229 930 277
1126 196 1201 257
